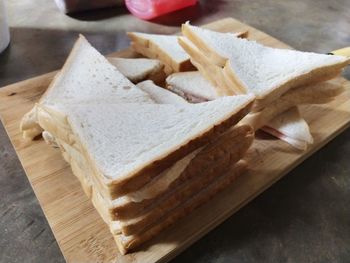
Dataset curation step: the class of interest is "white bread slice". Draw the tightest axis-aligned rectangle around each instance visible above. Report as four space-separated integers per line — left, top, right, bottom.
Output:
107 57 165 84
261 107 314 150
37 95 254 198
41 80 186 149
136 80 187 104
20 35 153 140
166 71 218 102
181 23 349 110
177 36 243 95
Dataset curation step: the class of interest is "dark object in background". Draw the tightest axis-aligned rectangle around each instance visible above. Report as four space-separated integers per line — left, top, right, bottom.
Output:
54 0 124 14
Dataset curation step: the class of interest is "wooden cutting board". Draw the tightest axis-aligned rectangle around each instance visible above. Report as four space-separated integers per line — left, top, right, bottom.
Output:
0 17 349 263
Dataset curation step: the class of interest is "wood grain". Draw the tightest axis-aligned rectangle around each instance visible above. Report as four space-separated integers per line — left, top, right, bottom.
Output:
0 17 349 263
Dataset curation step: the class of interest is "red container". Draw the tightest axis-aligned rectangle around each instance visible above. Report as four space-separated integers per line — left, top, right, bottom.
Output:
125 0 197 20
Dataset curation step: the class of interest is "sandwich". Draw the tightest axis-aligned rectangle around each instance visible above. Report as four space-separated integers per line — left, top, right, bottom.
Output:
41 79 187 148
179 22 349 111
166 71 314 147
20 37 167 140
37 90 254 254
49 103 253 230
20 35 155 140
166 70 343 150
22 35 256 254
127 30 247 75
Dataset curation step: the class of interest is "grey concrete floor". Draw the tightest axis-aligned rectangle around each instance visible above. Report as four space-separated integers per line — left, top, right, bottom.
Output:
0 0 350 262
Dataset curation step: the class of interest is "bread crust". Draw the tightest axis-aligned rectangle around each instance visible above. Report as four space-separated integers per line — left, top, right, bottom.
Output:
115 161 247 254
59 129 248 254
240 81 345 130
128 33 196 75
117 126 253 236
178 36 237 95
182 23 227 67
112 125 253 220
247 63 346 112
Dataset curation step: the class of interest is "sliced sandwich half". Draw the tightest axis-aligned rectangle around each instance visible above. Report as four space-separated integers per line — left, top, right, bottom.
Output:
36 87 254 252
179 22 349 110
53 106 253 236
166 71 321 150
37 94 254 199
20 35 154 140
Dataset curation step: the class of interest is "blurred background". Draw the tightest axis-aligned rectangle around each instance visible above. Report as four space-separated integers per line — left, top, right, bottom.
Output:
0 1 350 262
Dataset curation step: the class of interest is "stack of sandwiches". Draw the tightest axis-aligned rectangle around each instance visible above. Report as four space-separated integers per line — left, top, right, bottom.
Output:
20 22 348 254
129 23 346 150
20 35 255 254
